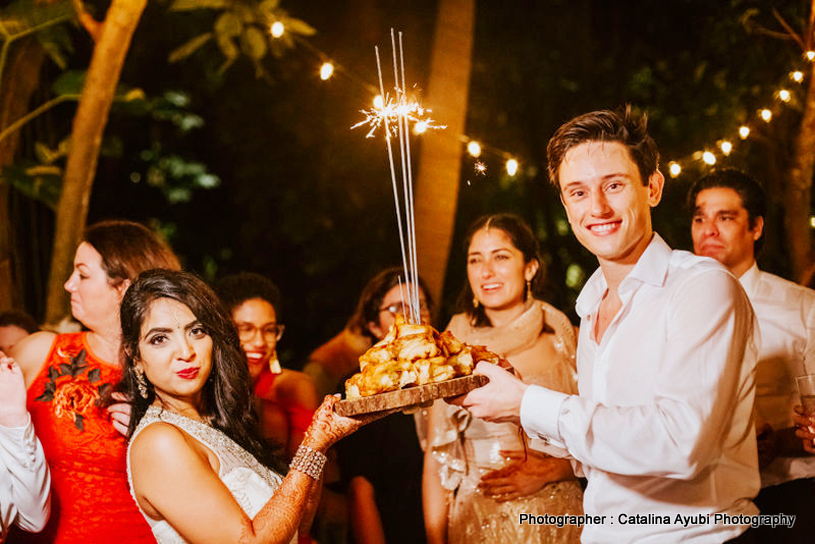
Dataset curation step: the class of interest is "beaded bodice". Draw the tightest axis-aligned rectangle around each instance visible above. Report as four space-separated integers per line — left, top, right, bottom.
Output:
127 405 290 544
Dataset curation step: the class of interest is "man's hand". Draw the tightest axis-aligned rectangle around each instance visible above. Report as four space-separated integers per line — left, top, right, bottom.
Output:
447 362 527 425
108 392 133 436
0 352 29 427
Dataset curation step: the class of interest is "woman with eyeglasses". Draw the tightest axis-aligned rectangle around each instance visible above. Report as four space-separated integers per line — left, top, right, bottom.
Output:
423 214 583 544
215 272 319 460
329 267 432 544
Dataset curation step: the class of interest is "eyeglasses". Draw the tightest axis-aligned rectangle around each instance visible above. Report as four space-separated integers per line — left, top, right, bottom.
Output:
237 323 285 342
379 301 430 317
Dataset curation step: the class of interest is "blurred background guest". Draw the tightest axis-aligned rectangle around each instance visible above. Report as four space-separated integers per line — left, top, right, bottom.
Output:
215 272 319 459
8 219 179 543
0 351 50 543
335 267 431 544
0 311 39 354
423 214 583 544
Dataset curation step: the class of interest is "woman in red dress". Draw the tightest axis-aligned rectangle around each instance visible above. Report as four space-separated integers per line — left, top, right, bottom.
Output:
10 220 180 543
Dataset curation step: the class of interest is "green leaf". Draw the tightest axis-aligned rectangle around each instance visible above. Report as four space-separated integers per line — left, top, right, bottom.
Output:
168 32 213 64
282 17 316 37
88 368 101 383
51 70 86 96
0 164 62 210
214 12 243 39
59 363 72 375
259 0 281 13
242 26 268 61
48 366 60 381
0 0 74 41
74 413 84 431
168 0 230 12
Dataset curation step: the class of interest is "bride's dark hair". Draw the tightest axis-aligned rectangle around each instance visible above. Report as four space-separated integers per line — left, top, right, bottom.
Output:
119 269 286 473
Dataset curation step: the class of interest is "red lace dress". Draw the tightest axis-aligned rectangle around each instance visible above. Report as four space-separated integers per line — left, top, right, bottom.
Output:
15 332 154 543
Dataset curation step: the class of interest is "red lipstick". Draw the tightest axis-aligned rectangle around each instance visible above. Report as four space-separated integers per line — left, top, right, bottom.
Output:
176 367 199 380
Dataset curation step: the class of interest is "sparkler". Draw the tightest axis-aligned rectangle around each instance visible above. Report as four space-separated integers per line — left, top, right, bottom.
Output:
353 29 445 324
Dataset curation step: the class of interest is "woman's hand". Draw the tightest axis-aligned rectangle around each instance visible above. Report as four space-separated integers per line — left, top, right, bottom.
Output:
793 405 815 454
303 395 384 451
478 449 573 502
0 352 28 427
107 392 133 436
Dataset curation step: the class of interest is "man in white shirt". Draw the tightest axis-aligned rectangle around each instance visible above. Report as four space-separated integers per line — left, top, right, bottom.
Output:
690 168 815 543
454 108 760 543
0 351 50 542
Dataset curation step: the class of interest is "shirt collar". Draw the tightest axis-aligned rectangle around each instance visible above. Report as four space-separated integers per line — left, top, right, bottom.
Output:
738 261 760 297
575 233 672 318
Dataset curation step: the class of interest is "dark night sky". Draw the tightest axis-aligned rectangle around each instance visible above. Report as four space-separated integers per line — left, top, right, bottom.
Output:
11 0 809 366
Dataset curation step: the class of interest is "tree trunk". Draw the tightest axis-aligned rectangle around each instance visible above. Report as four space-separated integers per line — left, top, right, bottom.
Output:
44 0 147 325
414 0 475 303
0 38 46 311
785 47 815 283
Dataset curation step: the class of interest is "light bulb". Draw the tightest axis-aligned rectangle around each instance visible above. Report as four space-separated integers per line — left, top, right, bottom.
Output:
467 141 482 158
271 22 284 38
320 63 334 80
506 159 519 176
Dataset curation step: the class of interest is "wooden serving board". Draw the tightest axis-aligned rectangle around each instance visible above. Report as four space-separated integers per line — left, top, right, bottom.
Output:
335 374 489 417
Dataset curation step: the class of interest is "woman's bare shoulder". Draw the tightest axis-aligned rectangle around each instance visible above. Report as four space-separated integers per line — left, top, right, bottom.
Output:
10 331 58 385
276 370 320 408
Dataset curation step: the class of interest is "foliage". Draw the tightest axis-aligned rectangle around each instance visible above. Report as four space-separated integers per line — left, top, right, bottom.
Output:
167 0 315 77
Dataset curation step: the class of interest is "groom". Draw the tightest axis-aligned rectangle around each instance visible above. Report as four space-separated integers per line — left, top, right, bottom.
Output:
454 107 760 543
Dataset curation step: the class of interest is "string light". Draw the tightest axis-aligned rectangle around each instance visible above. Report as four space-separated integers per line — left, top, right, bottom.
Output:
320 62 334 80
467 141 482 158
810 216 815 228
299 23 812 181
506 158 519 176
668 161 681 177
270 21 285 38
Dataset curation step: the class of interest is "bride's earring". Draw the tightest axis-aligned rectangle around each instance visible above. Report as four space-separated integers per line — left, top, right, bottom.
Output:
135 368 148 399
472 296 479 309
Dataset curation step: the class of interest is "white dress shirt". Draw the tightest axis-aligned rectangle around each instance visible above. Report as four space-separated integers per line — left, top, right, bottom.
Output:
0 415 50 542
739 262 815 487
520 234 760 543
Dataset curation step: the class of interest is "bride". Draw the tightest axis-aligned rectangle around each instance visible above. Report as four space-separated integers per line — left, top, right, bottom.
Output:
120 269 366 544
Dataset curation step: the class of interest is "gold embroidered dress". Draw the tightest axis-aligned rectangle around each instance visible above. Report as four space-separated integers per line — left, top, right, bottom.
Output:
431 300 584 544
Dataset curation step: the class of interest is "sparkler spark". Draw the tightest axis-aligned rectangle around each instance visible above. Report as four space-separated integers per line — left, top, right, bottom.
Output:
351 30 446 323
474 161 487 175
352 92 444 139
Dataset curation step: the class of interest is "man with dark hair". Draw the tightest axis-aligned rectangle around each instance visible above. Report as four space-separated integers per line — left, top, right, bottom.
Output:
690 168 815 544
454 108 760 543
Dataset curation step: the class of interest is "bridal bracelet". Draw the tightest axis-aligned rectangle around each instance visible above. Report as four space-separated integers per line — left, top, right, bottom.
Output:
290 445 327 480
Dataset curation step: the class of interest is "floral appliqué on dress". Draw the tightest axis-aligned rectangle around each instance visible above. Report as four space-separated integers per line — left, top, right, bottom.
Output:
34 349 112 431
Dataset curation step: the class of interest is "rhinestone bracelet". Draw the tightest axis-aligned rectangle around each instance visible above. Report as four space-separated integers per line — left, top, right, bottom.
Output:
290 445 327 480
